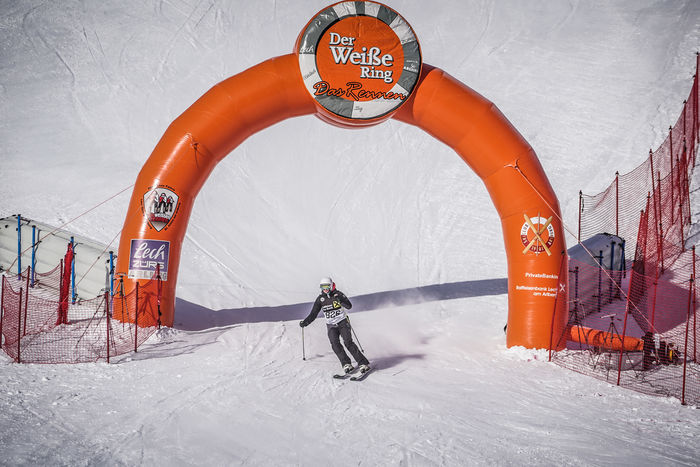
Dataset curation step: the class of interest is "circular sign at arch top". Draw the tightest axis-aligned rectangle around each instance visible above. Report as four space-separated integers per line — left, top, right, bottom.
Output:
296 1 422 126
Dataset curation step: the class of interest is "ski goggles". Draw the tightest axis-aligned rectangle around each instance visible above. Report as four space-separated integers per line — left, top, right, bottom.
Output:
320 284 332 291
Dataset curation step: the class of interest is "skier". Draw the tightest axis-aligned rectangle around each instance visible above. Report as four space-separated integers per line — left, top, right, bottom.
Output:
300 277 370 375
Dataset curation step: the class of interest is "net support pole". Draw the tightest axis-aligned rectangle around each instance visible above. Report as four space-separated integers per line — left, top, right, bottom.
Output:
616 284 632 387
573 266 579 319
578 190 582 243
682 145 689 232
670 127 675 225
109 251 114 297
30 226 36 287
119 274 126 331
649 151 658 244
597 250 603 314
657 172 664 272
70 237 76 304
134 282 139 353
651 259 660 331
696 52 699 159
680 160 685 251
609 241 616 303
156 264 162 329
616 211 644 385
16 215 21 278
615 171 619 237
682 275 694 405
693 245 697 362
548 251 568 361
23 268 29 337
620 239 626 280
59 258 63 304
17 287 22 363
0 276 5 349
105 291 110 364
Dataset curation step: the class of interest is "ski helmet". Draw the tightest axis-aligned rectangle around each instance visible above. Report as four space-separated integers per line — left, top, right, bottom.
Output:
319 277 335 293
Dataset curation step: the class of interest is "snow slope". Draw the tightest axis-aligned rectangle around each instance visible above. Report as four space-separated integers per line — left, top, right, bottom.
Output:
1 1 699 465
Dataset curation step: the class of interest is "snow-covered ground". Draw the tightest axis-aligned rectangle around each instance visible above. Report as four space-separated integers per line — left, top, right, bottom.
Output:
1 1 699 465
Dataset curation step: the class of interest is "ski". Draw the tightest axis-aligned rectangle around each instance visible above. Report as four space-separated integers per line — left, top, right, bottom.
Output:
350 367 373 381
333 366 356 379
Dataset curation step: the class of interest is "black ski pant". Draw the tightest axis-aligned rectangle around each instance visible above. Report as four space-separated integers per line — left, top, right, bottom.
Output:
327 318 369 367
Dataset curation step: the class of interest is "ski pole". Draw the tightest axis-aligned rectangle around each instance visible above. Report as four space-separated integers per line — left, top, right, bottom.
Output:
347 316 364 353
301 327 306 361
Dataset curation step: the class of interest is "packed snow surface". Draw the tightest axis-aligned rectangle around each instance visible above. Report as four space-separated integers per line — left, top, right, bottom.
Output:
1 0 699 465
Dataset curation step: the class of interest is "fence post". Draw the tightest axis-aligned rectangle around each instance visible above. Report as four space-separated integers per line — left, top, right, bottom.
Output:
109 251 114 297
642 194 652 277
578 191 582 243
23 268 29 336
680 161 685 251
616 264 635 386
548 251 567 360
620 239 627 280
30 225 36 288
693 245 697 362
696 53 699 153
597 250 603 314
615 171 619 237
16 215 21 278
676 155 682 243
609 241 616 303
119 274 126 327
649 150 656 220
134 282 139 353
657 172 664 272
59 258 63 305
649 152 660 263
156 263 162 329
0 276 5 349
614 208 646 386
573 266 579 320
70 237 76 304
684 144 691 227
681 275 694 405
670 127 675 225
17 287 22 363
105 291 110 364
651 260 660 331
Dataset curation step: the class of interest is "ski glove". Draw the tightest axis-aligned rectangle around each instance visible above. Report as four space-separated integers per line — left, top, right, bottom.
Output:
299 320 308 328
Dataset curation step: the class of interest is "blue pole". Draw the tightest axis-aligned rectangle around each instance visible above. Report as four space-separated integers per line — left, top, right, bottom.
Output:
70 237 76 304
31 225 36 287
620 240 626 274
609 241 616 270
16 215 21 277
109 251 114 297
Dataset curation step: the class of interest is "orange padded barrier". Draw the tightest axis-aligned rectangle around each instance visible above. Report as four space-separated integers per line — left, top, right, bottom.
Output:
567 325 643 352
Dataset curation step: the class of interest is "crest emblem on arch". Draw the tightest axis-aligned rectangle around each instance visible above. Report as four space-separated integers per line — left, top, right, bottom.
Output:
142 186 179 232
520 214 555 256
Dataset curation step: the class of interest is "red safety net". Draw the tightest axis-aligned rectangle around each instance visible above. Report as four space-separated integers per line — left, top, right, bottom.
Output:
552 55 699 405
1 263 160 364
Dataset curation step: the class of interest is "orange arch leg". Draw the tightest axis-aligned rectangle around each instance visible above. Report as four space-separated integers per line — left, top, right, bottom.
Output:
394 66 568 349
114 54 315 326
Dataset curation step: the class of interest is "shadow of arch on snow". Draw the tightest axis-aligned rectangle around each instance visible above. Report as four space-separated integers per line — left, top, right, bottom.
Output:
173 278 507 331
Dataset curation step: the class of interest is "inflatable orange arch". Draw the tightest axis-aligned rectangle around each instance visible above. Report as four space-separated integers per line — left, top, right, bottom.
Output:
114 1 568 350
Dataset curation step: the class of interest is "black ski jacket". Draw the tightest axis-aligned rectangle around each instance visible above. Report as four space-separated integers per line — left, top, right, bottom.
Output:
300 290 352 327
